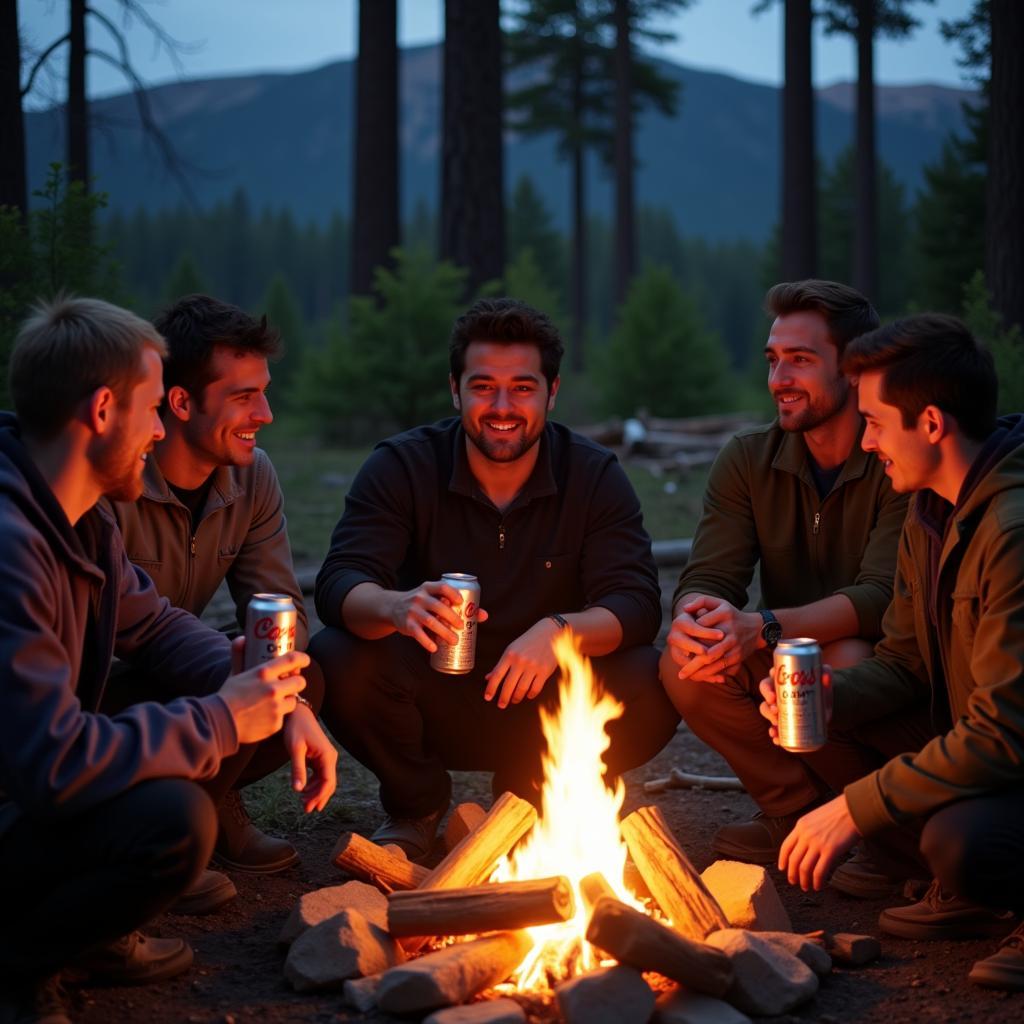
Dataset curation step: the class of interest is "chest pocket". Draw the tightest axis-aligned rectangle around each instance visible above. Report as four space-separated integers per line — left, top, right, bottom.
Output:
218 544 239 563
951 589 979 649
535 554 574 608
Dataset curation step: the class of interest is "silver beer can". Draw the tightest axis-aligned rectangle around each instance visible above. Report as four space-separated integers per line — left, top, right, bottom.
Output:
244 593 298 670
774 638 827 752
430 573 481 675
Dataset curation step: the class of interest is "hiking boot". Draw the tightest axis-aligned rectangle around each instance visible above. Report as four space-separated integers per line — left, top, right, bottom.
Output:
167 868 237 916
213 789 299 874
711 808 808 864
879 878 1018 940
69 931 193 986
0 974 71 1024
830 847 925 900
370 805 448 863
969 922 1024 990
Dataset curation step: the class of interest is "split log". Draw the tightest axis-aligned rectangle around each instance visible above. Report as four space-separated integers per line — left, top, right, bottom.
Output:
387 876 574 938
421 792 537 891
827 932 881 966
586 896 733 997
644 767 745 794
331 831 429 892
375 931 534 1015
579 871 616 915
621 805 728 941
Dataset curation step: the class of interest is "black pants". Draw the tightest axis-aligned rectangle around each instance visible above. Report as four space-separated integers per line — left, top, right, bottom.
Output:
921 791 1024 914
311 627 681 818
100 657 327 805
0 779 215 984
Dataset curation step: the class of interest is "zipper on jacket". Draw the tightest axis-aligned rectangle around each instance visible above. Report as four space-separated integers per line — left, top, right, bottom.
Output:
813 511 821 535
190 534 197 557
498 522 506 550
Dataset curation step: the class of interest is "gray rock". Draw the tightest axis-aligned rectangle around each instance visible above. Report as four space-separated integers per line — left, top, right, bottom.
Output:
424 999 527 1024
654 988 752 1024
701 861 792 932
757 931 832 975
342 973 382 1012
556 965 656 1024
283 908 405 992
706 928 818 1016
278 881 388 946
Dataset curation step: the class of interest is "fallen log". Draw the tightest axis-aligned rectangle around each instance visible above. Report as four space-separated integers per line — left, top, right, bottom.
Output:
579 871 616 915
421 792 537 891
331 832 429 892
387 876 574 938
375 931 534 1015
621 805 728 941
586 895 734 997
644 767 745 794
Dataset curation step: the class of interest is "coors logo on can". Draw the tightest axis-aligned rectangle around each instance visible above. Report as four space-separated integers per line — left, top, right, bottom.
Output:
430 573 480 675
244 593 298 670
774 637 827 752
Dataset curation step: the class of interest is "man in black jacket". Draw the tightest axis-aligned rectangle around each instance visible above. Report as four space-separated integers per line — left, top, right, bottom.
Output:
0 297 317 1024
311 298 679 860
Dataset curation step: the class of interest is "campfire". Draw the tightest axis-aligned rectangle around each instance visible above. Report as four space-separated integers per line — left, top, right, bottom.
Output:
282 634 879 1021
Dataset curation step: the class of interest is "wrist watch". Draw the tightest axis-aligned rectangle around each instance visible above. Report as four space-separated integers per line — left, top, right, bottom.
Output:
759 609 783 651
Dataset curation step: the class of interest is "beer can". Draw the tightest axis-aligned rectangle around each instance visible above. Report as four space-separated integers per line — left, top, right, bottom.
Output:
244 593 298 670
774 638 827 752
430 573 480 675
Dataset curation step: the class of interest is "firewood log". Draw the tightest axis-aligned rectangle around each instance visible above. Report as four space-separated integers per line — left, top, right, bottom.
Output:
331 832 429 892
621 805 728 941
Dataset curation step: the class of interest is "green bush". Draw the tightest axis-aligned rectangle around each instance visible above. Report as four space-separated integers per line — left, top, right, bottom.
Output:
961 271 1024 414
597 266 732 418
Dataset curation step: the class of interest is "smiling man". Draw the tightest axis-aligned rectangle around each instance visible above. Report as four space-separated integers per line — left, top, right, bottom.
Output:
766 313 1024 991
109 294 333 901
659 280 912 870
310 297 679 859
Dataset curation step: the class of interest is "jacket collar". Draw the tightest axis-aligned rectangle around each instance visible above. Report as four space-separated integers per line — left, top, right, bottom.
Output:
140 452 247 515
448 422 559 509
771 419 872 491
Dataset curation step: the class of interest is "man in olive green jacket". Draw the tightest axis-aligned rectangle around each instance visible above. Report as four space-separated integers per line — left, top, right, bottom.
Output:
661 281 912 865
770 314 1024 991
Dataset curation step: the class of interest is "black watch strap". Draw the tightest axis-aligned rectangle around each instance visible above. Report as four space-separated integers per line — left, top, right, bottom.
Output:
759 609 783 650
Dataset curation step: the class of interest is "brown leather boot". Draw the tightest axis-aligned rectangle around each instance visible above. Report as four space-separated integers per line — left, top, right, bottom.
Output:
69 931 193 985
711 808 809 864
213 790 299 874
168 868 237 915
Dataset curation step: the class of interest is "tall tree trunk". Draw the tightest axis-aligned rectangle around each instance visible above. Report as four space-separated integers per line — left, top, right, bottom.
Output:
351 0 399 298
0 0 27 217
780 0 816 280
613 0 635 309
569 18 586 371
441 0 504 298
852 0 875 301
67 0 88 188
986 0 1024 332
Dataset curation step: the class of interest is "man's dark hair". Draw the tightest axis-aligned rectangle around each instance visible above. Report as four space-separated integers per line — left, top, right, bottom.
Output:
765 280 879 358
10 295 166 440
843 313 997 442
449 298 564 388
155 294 281 405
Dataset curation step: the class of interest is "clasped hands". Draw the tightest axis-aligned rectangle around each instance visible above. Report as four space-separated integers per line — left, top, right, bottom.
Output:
665 594 763 683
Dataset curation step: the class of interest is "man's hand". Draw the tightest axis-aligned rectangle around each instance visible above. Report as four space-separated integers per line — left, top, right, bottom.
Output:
758 663 834 745
282 703 339 813
675 596 763 681
218 647 310 745
484 618 561 709
389 579 490 653
778 795 861 890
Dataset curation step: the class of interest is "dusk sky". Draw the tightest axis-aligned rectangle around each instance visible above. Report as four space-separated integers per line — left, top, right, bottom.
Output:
19 0 976 111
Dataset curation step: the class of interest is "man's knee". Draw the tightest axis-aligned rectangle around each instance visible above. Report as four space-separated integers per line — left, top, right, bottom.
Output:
658 644 702 718
820 637 874 670
921 803 992 901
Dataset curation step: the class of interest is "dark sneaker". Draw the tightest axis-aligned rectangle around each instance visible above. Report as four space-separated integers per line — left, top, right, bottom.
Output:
0 974 71 1024
70 931 193 986
371 805 448 863
168 868 237 916
970 922 1024 990
830 847 925 900
879 879 1018 940
213 789 299 874
711 808 807 864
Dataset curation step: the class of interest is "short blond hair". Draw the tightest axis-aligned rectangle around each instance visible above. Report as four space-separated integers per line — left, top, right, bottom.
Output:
10 295 167 439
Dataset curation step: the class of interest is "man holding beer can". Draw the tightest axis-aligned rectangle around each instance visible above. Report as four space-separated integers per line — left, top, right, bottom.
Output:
107 295 335 904
660 281 911 870
311 298 680 860
761 315 1024 992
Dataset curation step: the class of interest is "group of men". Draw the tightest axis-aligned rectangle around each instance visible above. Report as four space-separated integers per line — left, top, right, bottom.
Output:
1 280 1022 1023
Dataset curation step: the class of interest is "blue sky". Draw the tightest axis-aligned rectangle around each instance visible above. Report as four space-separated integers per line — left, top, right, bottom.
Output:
19 0 976 110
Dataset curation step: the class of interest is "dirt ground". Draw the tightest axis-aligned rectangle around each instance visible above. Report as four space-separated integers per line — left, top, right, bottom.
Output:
67 718 1024 1024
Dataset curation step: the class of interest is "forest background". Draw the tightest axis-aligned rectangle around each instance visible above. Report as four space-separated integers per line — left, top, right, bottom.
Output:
2 0 1022 553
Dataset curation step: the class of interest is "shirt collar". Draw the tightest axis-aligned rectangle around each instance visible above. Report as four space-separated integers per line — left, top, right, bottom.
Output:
448 422 559 507
771 419 872 490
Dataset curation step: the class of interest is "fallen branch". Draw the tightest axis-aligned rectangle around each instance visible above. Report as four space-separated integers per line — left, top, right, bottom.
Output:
644 767 745 794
